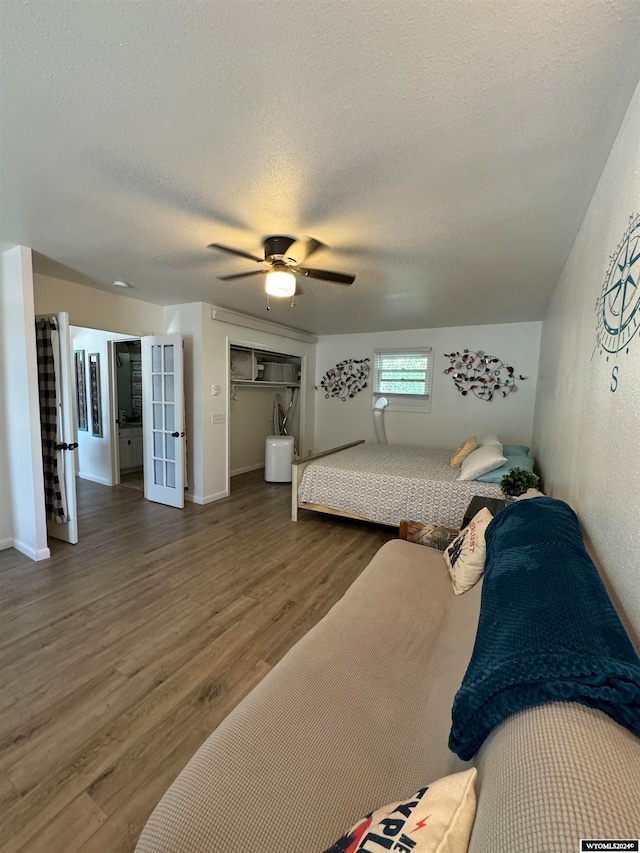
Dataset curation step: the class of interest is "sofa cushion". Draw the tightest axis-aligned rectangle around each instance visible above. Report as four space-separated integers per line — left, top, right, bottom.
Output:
322 768 477 853
135 541 481 853
468 703 640 853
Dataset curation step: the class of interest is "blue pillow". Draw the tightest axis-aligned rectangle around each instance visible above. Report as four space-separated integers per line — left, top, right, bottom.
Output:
476 454 535 483
502 444 530 457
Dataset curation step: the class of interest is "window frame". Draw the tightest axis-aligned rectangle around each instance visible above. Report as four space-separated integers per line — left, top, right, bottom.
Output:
372 347 433 413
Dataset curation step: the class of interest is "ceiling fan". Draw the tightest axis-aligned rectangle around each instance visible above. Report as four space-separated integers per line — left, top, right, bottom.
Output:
207 235 355 308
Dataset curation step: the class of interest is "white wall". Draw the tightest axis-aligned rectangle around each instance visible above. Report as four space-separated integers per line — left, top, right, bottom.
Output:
0 369 11 549
315 322 541 452
0 284 13 550
166 304 316 504
0 247 49 560
532 81 640 640
70 327 136 486
34 274 164 337
230 387 279 476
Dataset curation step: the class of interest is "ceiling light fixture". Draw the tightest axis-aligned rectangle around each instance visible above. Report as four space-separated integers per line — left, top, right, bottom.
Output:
265 267 296 298
113 280 130 288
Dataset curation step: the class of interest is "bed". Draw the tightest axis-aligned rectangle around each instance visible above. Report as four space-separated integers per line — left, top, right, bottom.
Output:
292 440 503 528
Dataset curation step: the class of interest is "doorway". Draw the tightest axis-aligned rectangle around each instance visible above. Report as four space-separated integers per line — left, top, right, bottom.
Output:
114 340 144 492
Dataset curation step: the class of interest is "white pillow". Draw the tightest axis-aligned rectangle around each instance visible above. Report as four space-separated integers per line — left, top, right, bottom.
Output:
458 445 506 481
480 433 503 452
443 508 493 594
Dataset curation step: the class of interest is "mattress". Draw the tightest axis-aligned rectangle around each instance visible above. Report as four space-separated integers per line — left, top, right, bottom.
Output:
297 443 502 527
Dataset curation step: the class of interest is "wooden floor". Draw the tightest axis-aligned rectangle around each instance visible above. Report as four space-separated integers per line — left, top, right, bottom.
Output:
118 469 144 493
0 473 393 852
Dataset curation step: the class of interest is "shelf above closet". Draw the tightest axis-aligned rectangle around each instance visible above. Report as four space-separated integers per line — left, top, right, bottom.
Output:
232 380 300 388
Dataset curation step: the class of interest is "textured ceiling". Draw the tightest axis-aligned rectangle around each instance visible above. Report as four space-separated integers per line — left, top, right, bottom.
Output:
1 0 639 334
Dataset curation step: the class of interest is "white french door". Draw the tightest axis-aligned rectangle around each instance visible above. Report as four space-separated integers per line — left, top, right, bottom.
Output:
142 334 185 508
36 312 79 544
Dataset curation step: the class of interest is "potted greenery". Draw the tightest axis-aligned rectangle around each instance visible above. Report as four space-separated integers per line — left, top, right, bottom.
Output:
500 467 540 502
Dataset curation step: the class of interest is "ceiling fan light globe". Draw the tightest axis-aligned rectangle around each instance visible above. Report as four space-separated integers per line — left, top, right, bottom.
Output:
265 269 296 298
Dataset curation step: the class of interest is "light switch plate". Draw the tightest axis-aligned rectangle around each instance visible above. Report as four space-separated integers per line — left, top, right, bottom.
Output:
212 413 225 424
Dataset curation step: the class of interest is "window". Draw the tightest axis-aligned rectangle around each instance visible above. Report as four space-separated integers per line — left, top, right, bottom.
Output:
373 348 432 411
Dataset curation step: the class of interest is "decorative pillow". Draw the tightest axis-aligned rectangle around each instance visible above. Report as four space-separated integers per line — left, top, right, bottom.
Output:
458 445 506 481
443 508 493 594
399 520 459 551
449 436 479 468
502 443 530 457
476 454 535 483
480 433 502 451
322 768 477 853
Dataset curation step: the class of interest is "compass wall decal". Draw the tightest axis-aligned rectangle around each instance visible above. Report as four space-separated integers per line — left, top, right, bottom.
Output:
594 212 640 392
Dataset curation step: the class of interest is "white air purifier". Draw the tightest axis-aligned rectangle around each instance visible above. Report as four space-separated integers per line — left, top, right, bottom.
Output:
265 435 294 482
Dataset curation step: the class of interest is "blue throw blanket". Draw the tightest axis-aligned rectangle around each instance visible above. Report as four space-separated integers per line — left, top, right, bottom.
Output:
449 497 640 761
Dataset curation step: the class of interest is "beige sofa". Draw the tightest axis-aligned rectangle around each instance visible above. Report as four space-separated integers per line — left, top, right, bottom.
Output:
136 540 640 852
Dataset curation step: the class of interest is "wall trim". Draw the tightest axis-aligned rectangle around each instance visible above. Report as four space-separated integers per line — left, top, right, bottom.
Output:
185 489 229 505
77 472 112 486
230 463 265 477
210 306 317 344
0 538 12 551
12 538 51 561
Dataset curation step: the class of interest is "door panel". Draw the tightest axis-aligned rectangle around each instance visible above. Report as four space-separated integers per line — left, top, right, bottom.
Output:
142 334 185 508
37 312 79 544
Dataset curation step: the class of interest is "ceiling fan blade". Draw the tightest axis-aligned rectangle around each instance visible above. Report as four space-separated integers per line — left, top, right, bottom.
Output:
284 236 325 265
207 243 264 263
298 267 355 285
217 270 268 281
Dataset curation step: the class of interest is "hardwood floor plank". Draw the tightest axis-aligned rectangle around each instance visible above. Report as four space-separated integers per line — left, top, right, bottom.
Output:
88 656 273 817
0 770 20 812
0 473 394 852
15 792 107 853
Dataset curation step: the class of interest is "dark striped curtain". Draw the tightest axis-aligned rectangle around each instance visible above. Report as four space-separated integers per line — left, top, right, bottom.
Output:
35 318 68 523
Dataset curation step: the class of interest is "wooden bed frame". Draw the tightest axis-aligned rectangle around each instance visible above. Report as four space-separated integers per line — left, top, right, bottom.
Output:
291 439 396 527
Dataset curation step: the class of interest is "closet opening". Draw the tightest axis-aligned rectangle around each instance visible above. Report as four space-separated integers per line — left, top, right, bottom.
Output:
228 343 303 492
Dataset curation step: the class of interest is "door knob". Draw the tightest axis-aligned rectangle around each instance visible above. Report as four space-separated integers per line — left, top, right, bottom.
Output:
171 431 179 438
55 442 69 451
68 442 79 450
180 431 185 437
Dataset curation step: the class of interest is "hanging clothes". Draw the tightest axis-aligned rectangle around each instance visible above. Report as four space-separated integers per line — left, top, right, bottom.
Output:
35 318 69 523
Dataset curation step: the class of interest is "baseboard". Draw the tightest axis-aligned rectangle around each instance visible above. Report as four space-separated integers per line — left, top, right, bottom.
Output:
77 472 112 486
12 539 51 561
230 463 265 477
0 538 12 551
185 490 229 505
